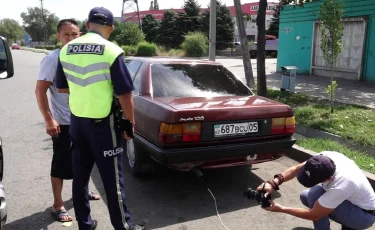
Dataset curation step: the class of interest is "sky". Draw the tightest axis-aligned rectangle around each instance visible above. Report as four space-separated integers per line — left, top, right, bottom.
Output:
0 0 270 25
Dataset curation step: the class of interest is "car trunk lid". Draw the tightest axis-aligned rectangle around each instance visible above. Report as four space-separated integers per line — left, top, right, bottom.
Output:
155 95 293 121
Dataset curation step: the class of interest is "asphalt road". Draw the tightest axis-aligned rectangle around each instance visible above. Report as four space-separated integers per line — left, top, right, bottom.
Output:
0 50 341 230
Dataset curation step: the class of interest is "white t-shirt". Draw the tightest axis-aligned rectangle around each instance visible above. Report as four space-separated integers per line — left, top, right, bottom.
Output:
37 49 71 125
318 151 375 210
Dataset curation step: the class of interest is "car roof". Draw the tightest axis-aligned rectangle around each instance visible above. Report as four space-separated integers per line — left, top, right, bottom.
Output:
126 57 221 65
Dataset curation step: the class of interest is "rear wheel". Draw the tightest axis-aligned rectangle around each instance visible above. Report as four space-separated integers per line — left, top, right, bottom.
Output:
124 139 157 176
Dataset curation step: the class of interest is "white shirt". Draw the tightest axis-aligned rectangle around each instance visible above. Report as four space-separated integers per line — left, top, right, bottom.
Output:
318 151 375 210
37 49 71 125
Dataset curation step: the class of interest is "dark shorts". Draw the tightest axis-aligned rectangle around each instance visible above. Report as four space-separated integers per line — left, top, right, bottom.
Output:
51 125 73 180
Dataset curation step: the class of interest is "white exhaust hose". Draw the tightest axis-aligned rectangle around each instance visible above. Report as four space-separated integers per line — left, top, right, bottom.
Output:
192 167 232 230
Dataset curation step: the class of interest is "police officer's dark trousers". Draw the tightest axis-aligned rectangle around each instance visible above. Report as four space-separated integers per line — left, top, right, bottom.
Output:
70 112 132 230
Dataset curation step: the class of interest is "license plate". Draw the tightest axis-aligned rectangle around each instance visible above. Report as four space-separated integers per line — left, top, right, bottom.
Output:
214 122 259 137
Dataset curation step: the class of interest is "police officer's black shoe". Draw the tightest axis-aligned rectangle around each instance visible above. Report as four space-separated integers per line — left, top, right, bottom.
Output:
91 220 98 230
131 224 146 230
342 226 355 230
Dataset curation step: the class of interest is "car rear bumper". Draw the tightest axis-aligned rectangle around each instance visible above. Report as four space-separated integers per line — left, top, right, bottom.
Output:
134 135 296 164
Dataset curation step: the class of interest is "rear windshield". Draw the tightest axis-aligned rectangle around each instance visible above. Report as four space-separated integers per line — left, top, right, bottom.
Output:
151 63 253 97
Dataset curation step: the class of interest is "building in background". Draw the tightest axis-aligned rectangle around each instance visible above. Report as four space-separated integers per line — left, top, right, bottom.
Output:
122 2 278 42
277 0 375 83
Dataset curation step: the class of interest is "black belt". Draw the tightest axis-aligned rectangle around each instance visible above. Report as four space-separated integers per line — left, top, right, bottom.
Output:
363 209 375 215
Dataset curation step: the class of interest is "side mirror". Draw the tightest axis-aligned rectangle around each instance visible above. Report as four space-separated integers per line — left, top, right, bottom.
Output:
0 36 14 80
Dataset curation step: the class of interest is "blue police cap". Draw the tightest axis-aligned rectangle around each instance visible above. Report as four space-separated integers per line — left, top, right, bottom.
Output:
88 7 114 26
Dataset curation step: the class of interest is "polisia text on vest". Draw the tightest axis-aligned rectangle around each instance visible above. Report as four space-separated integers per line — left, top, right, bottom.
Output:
67 44 105 55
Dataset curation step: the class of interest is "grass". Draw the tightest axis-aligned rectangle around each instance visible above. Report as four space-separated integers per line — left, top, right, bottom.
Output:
296 138 375 174
157 46 185 57
265 89 375 148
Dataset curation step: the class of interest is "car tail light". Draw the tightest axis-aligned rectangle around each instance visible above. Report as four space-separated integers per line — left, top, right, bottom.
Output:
271 118 285 134
271 116 295 135
285 116 296 134
159 122 201 143
182 123 201 142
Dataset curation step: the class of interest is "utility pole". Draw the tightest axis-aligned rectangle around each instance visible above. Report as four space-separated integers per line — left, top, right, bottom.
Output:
40 0 47 43
208 0 216 61
121 0 142 31
233 0 255 88
121 1 125 22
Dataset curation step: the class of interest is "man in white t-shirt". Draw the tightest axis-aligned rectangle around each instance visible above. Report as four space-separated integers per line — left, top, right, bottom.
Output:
256 151 375 229
35 19 100 223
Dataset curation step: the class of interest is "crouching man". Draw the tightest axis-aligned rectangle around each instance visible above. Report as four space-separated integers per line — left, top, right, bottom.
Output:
256 151 375 230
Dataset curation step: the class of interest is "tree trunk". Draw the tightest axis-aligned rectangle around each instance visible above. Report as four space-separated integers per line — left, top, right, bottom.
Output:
256 0 267 97
234 0 255 88
330 41 334 113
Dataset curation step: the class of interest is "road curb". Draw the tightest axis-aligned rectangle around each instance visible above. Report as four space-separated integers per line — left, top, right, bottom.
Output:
295 124 375 157
20 47 51 55
287 145 375 189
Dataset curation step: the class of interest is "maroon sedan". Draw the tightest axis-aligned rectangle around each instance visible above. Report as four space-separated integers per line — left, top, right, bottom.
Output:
123 57 296 175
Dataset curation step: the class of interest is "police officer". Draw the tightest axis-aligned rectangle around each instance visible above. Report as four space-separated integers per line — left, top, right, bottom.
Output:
55 7 146 230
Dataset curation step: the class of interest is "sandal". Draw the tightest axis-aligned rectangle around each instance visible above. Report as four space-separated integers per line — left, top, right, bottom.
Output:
51 208 72 222
88 191 101 201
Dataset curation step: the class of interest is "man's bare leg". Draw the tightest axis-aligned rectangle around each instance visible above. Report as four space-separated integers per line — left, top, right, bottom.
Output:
51 176 72 221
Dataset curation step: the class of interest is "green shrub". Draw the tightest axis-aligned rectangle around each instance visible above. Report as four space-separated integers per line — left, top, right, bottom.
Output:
55 42 62 49
121 45 138 56
35 45 56 50
181 32 208 57
136 42 157 57
109 22 145 46
156 45 168 56
44 46 56 50
168 49 185 57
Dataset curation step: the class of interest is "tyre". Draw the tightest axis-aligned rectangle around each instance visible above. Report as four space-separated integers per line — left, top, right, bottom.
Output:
123 139 157 176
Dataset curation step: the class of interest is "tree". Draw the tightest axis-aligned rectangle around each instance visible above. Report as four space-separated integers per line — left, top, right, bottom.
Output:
174 0 202 48
80 19 88 35
318 0 344 113
109 21 144 46
142 14 159 43
74 19 88 35
149 1 154 10
243 13 256 32
49 34 59 45
154 0 159 10
267 3 282 37
0 18 24 42
183 0 201 32
157 10 177 48
20 7 59 42
175 13 189 47
199 0 234 50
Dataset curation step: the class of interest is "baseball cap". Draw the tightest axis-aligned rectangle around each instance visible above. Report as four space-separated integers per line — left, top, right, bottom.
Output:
88 7 114 26
297 154 336 188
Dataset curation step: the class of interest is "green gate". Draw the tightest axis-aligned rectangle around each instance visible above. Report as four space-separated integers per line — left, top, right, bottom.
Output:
364 16 375 82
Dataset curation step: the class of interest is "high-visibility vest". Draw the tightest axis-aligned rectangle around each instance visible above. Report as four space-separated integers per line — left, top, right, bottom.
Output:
59 32 123 118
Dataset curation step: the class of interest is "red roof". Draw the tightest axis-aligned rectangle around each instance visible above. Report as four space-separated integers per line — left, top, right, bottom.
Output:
123 2 278 22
